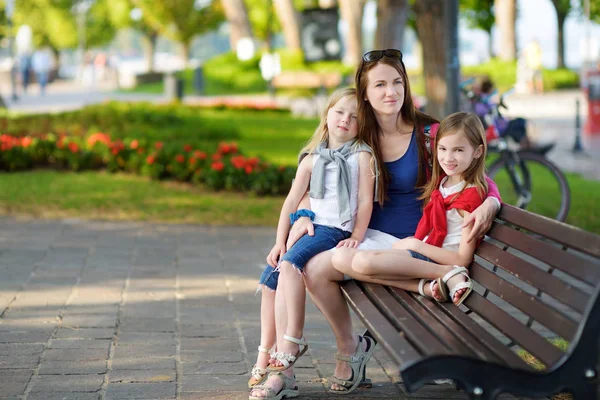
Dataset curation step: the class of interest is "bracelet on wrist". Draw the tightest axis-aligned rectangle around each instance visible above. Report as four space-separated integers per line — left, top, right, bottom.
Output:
290 209 315 225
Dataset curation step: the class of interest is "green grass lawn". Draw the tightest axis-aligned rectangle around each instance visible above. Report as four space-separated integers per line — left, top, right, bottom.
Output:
0 167 598 232
199 109 318 165
0 171 283 226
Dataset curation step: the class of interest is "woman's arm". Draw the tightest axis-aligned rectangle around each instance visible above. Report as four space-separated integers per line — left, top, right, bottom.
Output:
462 176 501 243
337 152 375 248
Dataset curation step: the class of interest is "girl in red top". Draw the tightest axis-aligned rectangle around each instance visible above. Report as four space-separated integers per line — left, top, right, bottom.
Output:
335 112 489 306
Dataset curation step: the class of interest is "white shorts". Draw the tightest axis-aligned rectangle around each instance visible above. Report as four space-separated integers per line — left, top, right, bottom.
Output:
329 228 399 280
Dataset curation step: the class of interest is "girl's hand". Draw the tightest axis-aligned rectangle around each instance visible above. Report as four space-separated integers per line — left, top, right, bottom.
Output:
267 243 286 268
286 216 314 250
463 198 498 243
336 237 361 248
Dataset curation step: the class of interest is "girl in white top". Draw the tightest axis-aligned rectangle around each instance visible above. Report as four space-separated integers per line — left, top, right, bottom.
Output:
333 111 489 306
250 88 379 398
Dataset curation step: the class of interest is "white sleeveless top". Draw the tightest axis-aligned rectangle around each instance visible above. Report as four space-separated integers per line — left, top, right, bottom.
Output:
310 152 360 232
437 177 472 252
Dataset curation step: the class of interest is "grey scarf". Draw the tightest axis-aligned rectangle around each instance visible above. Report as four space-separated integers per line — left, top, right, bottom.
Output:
300 140 378 225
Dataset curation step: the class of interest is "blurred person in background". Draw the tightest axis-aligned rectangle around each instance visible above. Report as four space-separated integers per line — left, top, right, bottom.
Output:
32 48 52 96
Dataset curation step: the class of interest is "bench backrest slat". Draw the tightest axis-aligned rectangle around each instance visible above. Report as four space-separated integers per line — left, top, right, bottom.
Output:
344 280 422 364
470 262 579 340
475 242 590 314
487 223 600 286
498 206 600 258
464 292 564 367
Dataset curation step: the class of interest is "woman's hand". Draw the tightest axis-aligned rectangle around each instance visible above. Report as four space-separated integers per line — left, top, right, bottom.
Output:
462 198 499 243
286 216 314 250
267 242 286 268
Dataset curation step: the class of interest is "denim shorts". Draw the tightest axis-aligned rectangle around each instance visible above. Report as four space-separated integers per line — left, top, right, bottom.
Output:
408 250 435 263
258 224 351 291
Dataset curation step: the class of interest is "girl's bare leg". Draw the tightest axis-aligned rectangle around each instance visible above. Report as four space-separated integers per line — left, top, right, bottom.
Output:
272 261 306 365
350 249 469 302
256 288 276 369
250 278 293 398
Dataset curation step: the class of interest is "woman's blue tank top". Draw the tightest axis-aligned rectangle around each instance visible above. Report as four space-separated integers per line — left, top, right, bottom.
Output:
368 130 423 239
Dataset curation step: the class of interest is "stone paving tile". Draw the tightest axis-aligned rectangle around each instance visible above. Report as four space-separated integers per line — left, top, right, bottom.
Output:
43 347 109 361
28 374 104 392
54 327 115 340
48 338 112 349
114 344 176 359
111 357 177 371
38 359 108 375
0 370 34 397
109 369 176 383
27 393 101 400
0 355 40 369
105 382 176 399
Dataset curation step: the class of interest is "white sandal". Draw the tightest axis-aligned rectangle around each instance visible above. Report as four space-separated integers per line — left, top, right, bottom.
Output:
437 266 473 306
249 371 299 400
267 335 308 372
418 278 439 301
248 344 275 388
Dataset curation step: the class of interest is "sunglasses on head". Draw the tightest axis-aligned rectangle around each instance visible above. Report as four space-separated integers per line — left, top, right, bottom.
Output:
362 49 403 62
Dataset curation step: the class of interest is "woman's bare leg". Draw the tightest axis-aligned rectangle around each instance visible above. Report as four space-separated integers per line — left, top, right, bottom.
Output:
303 250 366 391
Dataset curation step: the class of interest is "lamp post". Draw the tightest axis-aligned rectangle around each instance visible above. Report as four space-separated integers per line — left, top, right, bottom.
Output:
444 0 460 115
6 0 17 101
75 0 92 82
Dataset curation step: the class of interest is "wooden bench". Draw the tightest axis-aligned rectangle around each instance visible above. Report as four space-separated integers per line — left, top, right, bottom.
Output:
341 204 600 399
271 71 342 93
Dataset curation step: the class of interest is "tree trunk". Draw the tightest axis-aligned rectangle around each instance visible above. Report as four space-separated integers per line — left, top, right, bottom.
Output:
495 0 516 61
221 0 254 50
414 0 446 120
182 43 190 69
338 0 364 65
142 32 157 73
375 0 408 50
487 31 494 58
273 0 301 50
555 12 566 68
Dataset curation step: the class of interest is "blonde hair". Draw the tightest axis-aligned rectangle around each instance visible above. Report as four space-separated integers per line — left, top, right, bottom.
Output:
355 52 439 204
419 112 488 203
300 87 362 155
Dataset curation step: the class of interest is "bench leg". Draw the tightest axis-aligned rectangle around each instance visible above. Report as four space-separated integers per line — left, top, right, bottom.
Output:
357 329 376 389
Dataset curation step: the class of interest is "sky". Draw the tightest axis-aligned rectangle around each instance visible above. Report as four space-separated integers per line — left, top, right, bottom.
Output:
363 0 600 69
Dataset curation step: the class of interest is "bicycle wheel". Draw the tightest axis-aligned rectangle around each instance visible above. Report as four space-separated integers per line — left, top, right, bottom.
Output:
488 151 571 221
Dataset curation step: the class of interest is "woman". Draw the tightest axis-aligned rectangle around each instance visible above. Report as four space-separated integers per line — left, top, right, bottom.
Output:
252 49 501 398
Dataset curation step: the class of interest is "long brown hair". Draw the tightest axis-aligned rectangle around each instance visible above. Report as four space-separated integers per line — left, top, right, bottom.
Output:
355 52 438 204
419 112 488 203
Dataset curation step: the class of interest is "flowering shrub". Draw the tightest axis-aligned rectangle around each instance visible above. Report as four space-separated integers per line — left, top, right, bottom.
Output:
0 132 294 196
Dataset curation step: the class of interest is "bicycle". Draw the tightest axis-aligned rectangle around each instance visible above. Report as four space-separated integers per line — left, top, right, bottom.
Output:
459 79 571 222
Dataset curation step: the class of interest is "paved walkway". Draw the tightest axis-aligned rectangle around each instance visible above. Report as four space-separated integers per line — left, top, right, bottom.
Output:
0 217 543 400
